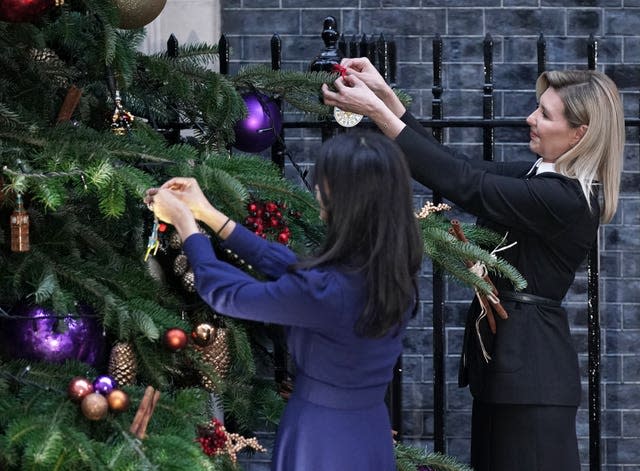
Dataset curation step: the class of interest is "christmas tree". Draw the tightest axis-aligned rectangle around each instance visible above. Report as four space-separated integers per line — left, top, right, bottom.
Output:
0 1 522 469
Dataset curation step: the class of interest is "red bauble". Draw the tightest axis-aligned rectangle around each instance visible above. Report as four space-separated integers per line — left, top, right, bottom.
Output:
163 327 188 352
0 0 56 23
278 232 290 244
67 376 94 403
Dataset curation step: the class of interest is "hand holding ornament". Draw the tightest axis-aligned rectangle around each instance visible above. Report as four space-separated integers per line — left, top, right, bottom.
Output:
160 177 215 221
144 187 199 242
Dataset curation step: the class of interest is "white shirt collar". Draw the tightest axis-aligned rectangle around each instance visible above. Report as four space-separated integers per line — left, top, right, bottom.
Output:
536 161 556 175
527 157 557 176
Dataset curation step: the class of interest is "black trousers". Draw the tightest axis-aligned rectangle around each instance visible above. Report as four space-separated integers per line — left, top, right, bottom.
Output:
471 399 580 471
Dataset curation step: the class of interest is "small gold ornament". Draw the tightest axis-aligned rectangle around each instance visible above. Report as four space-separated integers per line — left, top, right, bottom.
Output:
191 323 216 347
81 392 109 420
333 107 363 127
111 90 134 136
108 342 138 386
10 193 29 252
112 0 167 29
107 389 130 412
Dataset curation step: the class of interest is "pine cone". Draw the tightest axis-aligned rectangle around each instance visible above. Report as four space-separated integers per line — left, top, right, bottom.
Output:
173 253 189 276
194 328 231 392
168 231 182 250
108 342 138 386
182 270 196 293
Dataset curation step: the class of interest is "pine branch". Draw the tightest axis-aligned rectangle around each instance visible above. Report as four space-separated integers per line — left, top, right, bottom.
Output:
395 442 473 471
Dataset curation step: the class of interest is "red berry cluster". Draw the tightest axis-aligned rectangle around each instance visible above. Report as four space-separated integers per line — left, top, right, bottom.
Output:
244 200 295 244
196 418 227 456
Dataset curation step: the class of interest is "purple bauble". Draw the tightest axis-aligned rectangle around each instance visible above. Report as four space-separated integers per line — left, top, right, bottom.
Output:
233 92 283 153
93 375 117 395
0 303 105 366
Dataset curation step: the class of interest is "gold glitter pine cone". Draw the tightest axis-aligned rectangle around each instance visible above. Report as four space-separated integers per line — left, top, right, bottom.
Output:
108 342 138 386
194 328 231 391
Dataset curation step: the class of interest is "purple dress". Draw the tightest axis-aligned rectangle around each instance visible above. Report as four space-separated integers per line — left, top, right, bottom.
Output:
183 225 407 471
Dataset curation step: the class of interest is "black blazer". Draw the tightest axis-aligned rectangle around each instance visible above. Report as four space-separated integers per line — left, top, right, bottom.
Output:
395 112 599 406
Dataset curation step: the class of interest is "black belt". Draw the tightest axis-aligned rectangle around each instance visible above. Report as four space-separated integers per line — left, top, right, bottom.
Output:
499 290 562 308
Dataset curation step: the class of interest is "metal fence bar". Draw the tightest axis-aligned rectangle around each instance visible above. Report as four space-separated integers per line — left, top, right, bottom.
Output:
270 34 285 172
431 33 447 454
586 33 602 471
218 34 229 75
482 34 495 162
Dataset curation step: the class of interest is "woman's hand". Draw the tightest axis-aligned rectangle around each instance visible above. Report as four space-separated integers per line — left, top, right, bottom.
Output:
322 73 383 117
341 57 391 99
144 187 199 241
159 177 215 221
340 57 406 118
148 177 236 240
321 73 405 139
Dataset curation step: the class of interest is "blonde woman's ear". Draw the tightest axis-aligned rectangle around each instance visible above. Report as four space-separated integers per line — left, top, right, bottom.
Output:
572 124 588 146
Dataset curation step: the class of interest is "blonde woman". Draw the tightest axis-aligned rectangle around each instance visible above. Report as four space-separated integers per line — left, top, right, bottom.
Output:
323 62 624 471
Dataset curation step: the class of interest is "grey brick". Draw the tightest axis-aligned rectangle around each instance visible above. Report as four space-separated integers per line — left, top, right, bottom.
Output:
403 382 435 409
623 304 640 329
360 8 446 36
447 8 485 36
622 355 640 382
606 438 640 464
542 0 621 5
606 383 640 410
485 9 566 36
605 9 640 35
567 9 603 36
223 9 300 35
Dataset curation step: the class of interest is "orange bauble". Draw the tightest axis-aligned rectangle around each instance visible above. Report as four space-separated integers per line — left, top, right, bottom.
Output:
107 389 130 412
163 327 188 352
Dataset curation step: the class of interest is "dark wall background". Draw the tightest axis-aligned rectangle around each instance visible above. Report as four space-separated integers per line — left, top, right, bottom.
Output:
220 2 640 470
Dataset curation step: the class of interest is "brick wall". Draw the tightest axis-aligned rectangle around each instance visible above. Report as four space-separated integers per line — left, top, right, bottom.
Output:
221 2 640 470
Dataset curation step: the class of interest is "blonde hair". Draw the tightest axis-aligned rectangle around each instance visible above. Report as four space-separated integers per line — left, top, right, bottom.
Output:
536 70 624 223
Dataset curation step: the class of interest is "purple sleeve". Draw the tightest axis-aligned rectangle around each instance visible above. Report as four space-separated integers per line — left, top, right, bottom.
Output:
220 223 298 278
183 233 345 329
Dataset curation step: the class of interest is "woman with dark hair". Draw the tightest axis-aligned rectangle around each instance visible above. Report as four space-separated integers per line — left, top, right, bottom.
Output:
144 130 423 470
322 58 624 471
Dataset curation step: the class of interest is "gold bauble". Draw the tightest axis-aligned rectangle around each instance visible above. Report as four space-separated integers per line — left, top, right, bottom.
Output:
107 389 130 412
81 392 109 421
191 323 216 347
113 0 167 29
